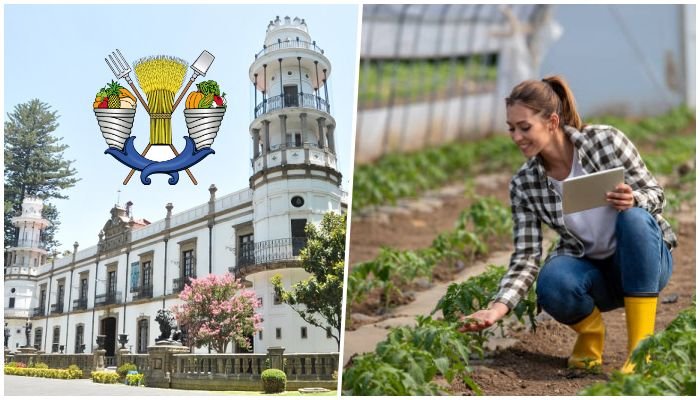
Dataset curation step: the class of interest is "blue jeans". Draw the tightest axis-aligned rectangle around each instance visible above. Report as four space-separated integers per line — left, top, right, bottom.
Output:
536 208 673 325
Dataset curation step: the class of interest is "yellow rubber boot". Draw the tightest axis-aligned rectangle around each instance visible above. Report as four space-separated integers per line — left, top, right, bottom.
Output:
567 307 605 369
621 296 657 374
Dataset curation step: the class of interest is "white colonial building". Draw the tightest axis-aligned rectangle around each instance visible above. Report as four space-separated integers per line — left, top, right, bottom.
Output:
3 16 344 363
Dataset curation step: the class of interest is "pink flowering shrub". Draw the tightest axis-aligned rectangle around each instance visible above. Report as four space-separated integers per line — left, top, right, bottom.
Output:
172 274 262 353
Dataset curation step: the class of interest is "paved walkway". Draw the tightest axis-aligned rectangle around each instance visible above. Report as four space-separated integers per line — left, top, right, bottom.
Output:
4 375 230 396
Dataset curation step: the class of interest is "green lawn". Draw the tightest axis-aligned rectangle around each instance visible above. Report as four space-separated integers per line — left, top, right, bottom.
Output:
219 390 337 396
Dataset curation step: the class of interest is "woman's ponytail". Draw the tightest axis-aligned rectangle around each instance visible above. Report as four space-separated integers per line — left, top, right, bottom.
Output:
541 75 583 130
506 75 583 130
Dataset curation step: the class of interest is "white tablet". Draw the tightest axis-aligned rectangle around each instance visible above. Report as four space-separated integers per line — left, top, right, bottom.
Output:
562 167 625 214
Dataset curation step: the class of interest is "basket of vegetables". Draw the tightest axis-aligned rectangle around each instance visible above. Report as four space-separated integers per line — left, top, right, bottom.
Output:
184 80 226 151
93 80 137 150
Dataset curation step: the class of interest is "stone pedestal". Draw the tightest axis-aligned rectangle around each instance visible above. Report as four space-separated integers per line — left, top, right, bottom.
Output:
94 349 107 370
146 344 189 388
267 346 285 370
15 346 37 355
117 348 130 366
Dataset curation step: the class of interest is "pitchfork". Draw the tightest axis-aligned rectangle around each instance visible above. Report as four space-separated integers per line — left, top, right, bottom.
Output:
105 49 197 185
105 49 150 114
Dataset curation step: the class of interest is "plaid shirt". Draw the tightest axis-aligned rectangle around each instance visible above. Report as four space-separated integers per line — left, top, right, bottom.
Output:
494 124 677 311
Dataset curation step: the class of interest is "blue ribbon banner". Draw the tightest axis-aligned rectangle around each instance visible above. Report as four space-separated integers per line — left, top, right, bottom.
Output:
105 136 214 185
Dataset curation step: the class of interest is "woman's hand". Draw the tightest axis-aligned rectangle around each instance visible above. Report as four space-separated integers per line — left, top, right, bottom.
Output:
606 183 635 211
458 302 510 333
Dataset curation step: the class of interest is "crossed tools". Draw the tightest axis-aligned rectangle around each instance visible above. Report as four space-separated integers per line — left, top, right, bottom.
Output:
105 49 215 185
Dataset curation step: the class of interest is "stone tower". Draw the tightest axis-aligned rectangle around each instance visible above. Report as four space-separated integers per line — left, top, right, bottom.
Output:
4 197 51 351
239 16 342 352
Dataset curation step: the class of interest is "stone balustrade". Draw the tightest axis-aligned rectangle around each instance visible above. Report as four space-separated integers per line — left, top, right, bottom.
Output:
5 347 339 391
173 353 267 377
119 354 149 373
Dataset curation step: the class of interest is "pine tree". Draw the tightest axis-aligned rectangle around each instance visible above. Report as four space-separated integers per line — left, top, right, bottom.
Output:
4 99 79 250
272 212 346 350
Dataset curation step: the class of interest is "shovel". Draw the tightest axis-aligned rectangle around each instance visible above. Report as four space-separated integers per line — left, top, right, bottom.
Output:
172 50 216 111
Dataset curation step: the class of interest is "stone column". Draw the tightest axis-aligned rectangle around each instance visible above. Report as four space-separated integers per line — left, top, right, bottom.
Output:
299 113 308 145
279 114 288 148
316 117 326 149
145 344 189 389
263 120 271 153
94 349 106 371
252 128 260 158
117 348 130 367
267 346 285 370
326 124 336 153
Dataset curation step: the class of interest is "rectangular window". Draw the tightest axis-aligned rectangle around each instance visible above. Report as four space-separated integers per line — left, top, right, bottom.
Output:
183 250 195 278
80 278 88 300
52 326 60 353
238 234 254 266
257 297 263 308
142 261 152 288
34 328 42 350
39 288 46 313
258 330 263 341
301 326 307 339
275 328 281 339
107 270 117 295
8 298 15 308
57 283 65 310
75 325 84 353
137 319 149 354
291 219 307 256
326 327 332 339
295 132 302 147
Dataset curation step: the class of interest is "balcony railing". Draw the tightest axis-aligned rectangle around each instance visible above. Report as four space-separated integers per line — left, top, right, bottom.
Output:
94 291 122 306
73 298 88 311
131 286 153 300
172 276 196 293
50 303 64 315
12 239 48 250
237 237 307 268
254 93 330 117
32 307 46 317
255 39 324 59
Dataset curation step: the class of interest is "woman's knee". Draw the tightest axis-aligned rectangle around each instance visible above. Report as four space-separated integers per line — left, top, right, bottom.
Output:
616 207 655 234
536 258 581 310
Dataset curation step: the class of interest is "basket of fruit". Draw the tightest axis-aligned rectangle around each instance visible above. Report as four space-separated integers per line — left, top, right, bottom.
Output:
183 80 226 151
93 81 137 150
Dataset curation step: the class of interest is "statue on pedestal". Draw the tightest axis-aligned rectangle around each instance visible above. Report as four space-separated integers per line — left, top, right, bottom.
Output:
155 309 182 345
24 320 32 348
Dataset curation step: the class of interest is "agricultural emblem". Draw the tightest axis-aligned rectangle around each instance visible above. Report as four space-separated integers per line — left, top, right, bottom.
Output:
94 49 226 185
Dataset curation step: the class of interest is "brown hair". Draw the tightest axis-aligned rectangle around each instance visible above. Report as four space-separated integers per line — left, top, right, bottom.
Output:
505 75 583 130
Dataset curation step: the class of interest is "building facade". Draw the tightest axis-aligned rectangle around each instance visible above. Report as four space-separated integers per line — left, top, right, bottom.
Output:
3 16 344 361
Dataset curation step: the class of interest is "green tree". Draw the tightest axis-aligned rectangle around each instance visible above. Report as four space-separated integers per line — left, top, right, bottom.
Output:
272 212 346 350
4 99 79 250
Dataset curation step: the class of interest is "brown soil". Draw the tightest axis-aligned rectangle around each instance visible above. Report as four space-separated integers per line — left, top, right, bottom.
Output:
450 216 695 395
348 173 511 266
346 171 696 395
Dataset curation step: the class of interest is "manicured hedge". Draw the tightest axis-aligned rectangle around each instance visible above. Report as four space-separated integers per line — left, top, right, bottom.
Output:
4 366 82 379
91 371 120 384
261 368 287 393
125 373 144 386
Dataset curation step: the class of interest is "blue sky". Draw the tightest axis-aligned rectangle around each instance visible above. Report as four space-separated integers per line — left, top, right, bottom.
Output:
4 4 359 253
